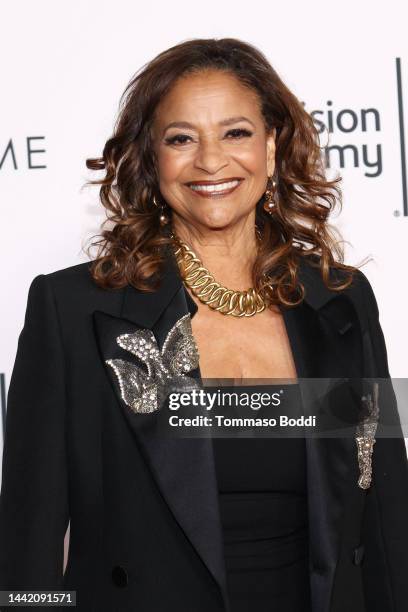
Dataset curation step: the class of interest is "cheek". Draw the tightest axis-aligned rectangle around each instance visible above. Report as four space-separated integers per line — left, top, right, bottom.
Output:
157 149 188 184
234 140 268 174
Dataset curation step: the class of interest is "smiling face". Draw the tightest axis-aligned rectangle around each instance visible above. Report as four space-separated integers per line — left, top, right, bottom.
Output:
151 69 276 233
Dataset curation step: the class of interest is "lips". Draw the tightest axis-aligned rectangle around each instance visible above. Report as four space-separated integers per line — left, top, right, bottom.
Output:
186 177 244 197
186 177 244 186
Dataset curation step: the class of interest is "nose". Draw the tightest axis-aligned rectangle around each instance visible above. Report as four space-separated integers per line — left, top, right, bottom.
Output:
193 137 229 175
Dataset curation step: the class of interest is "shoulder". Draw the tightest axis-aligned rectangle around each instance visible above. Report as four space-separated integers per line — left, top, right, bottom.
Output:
303 253 376 295
334 265 380 320
299 255 380 329
29 260 119 297
45 260 97 290
25 261 125 322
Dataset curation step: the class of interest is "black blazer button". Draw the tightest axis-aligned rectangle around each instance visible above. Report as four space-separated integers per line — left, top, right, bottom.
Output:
112 565 128 587
353 544 365 566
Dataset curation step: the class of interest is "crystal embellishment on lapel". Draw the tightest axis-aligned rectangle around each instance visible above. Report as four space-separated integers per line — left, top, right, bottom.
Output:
355 382 380 489
106 313 201 414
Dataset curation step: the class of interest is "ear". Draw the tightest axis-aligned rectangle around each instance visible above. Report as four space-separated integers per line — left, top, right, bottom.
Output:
266 128 277 176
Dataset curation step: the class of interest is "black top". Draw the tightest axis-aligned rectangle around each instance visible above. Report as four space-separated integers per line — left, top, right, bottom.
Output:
212 384 311 612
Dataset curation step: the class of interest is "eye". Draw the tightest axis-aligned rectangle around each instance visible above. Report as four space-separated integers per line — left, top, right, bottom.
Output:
164 134 193 145
225 128 253 139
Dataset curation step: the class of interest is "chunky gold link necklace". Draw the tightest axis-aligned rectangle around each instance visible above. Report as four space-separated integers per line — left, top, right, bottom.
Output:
170 230 271 317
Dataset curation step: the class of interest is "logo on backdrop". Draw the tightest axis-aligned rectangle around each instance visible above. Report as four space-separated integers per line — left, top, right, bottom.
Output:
0 136 46 170
306 57 406 216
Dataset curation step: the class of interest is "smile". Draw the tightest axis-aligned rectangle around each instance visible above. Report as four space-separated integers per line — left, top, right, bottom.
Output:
187 179 243 198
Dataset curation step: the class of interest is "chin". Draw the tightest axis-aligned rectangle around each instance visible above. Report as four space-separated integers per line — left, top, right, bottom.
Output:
196 206 241 227
197 216 238 230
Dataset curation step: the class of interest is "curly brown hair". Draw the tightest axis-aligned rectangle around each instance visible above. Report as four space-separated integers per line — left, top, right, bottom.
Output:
85 37 366 307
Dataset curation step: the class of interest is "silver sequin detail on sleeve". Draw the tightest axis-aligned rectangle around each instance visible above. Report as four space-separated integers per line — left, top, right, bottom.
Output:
355 382 380 489
105 313 201 414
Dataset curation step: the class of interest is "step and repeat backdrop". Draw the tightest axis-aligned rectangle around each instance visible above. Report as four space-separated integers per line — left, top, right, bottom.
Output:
1 0 407 477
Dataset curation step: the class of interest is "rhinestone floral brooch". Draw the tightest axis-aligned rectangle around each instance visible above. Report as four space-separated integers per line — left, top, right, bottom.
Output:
106 313 202 414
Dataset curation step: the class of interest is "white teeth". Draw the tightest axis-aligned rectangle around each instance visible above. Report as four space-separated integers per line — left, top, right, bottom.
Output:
189 180 240 193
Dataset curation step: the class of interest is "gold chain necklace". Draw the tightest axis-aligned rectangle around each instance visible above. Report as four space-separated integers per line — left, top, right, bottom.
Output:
170 230 271 317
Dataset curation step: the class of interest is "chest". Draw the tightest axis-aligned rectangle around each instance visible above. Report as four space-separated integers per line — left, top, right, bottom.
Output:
190 303 299 380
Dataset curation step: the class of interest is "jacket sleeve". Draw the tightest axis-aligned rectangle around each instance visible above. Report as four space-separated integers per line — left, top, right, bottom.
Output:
0 274 69 592
358 271 408 612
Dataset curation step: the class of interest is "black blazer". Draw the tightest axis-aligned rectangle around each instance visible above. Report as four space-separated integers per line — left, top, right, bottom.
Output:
0 252 407 612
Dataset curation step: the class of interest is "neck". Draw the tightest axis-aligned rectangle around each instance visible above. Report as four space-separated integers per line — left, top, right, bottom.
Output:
170 219 259 289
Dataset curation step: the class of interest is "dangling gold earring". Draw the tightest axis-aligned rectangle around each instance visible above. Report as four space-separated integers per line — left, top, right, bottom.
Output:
152 194 170 226
263 176 277 216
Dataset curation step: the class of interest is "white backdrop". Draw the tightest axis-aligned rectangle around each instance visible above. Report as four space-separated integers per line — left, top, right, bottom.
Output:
1 0 408 476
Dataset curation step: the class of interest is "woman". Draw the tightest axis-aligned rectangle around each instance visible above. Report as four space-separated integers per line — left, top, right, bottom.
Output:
0 37 407 612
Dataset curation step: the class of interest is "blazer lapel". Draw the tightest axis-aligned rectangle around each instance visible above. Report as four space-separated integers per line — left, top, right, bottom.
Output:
93 251 230 610
93 249 363 612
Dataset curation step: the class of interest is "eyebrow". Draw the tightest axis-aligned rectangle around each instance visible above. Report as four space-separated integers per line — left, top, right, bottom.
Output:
162 116 256 135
